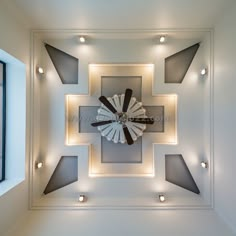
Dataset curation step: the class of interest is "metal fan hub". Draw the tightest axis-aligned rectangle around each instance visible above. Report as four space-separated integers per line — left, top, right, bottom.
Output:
117 112 128 124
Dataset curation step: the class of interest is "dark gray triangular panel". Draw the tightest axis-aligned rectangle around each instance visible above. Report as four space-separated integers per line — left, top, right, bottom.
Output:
165 154 200 194
44 156 78 195
45 44 78 84
165 43 200 83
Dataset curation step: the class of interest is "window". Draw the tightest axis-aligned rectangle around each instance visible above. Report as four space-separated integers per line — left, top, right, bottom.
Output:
0 61 6 182
0 49 25 195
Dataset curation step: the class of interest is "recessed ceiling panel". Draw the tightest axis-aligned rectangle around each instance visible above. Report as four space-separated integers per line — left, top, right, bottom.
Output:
102 137 142 163
101 76 142 100
165 43 200 83
143 106 164 132
44 156 78 194
79 106 99 133
66 64 177 176
45 43 78 84
165 154 200 194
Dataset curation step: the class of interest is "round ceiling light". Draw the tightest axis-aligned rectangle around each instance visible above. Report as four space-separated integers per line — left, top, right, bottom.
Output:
159 194 165 202
201 161 208 168
78 194 86 202
159 36 166 43
37 66 44 74
36 162 43 169
200 68 207 76
79 36 86 43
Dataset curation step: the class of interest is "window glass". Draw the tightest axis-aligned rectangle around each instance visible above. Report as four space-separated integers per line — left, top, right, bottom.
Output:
0 61 6 182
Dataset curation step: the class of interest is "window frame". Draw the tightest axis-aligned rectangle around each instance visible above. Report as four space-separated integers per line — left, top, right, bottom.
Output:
0 60 6 182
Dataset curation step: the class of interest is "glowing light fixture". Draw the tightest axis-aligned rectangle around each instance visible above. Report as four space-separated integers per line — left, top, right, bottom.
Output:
37 66 44 74
159 36 166 43
200 68 207 76
36 162 43 169
79 194 86 202
201 161 208 169
79 36 86 43
159 194 165 202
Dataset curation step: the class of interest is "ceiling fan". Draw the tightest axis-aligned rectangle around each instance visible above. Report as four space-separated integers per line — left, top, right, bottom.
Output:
91 89 154 145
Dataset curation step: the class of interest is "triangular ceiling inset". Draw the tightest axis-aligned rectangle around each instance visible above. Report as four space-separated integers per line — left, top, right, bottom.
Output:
165 154 200 194
44 156 78 195
165 43 200 83
45 43 78 84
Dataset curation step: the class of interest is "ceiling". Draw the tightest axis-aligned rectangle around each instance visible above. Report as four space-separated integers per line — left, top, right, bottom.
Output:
5 0 233 29
28 29 213 209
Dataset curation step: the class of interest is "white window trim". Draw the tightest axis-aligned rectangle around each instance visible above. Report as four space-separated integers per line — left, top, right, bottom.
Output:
0 49 26 196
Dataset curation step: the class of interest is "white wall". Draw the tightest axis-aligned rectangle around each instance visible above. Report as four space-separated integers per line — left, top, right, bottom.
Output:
11 0 233 29
0 0 30 235
214 1 236 233
5 209 235 236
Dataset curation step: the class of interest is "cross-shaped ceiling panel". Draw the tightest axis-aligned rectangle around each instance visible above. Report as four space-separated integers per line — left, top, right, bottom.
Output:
66 64 177 176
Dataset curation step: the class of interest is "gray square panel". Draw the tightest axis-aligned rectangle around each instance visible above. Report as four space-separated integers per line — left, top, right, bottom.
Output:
102 137 142 163
79 106 99 133
143 106 164 132
101 76 142 100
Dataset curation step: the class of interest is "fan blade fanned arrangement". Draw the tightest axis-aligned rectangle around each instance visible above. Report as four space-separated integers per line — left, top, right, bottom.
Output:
123 126 134 145
128 117 154 124
99 96 117 114
91 120 115 127
122 88 132 112
91 88 155 145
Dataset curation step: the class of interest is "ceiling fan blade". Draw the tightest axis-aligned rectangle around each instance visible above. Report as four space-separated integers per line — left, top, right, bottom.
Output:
99 96 117 114
122 89 133 112
91 120 114 127
129 117 154 124
123 126 134 145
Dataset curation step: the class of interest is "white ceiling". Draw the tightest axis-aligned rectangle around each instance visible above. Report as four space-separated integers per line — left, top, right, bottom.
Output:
28 30 212 209
6 0 233 29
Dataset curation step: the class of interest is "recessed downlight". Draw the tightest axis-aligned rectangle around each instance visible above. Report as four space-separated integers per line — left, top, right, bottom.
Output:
36 162 43 169
201 161 208 169
37 66 44 74
159 36 166 43
159 194 165 202
200 68 207 76
79 36 86 43
78 194 86 202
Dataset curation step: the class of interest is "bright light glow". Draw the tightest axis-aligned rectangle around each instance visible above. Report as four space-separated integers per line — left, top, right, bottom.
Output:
79 194 85 202
200 68 207 76
189 72 199 82
155 44 167 54
79 36 86 43
45 70 54 79
188 152 199 165
37 67 44 74
36 162 43 169
68 137 79 145
159 36 166 43
201 161 208 169
159 194 165 202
